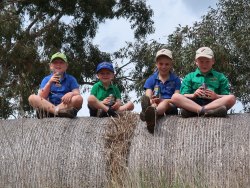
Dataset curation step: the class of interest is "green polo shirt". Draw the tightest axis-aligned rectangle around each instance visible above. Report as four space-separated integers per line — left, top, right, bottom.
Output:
180 68 230 95
90 81 121 101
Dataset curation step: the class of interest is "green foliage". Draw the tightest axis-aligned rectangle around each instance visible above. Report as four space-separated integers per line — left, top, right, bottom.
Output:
124 0 249 112
0 0 154 119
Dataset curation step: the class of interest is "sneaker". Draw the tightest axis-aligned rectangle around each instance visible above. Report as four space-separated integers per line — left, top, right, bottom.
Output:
107 107 118 117
180 109 197 118
140 95 151 121
145 106 157 134
58 107 78 118
205 106 227 117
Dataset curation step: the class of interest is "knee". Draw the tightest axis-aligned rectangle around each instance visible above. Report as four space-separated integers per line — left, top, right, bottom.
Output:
28 94 38 105
75 95 83 104
127 101 134 110
171 93 182 103
87 95 98 105
227 94 236 107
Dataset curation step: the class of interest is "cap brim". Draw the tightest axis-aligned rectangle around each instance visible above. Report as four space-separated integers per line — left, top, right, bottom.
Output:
195 54 213 59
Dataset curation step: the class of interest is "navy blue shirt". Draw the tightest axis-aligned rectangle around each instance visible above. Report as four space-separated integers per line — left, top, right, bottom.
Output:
144 71 181 99
40 73 79 105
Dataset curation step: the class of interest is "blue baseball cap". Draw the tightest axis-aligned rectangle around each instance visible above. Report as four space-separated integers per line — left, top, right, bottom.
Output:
96 62 114 73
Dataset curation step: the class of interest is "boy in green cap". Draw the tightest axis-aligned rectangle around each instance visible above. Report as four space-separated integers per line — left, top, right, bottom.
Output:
88 61 134 117
171 47 236 117
28 52 83 118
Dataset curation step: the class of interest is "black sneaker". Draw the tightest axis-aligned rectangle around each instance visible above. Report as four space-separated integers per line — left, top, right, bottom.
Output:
145 106 157 134
58 107 78 118
205 106 227 117
140 95 151 121
180 109 197 118
107 107 117 117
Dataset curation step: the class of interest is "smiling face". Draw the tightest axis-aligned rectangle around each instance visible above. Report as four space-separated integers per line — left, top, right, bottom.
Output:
50 58 68 74
156 56 173 76
195 57 214 74
97 69 114 86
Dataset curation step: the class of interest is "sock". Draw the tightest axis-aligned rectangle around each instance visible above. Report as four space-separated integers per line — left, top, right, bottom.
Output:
54 106 59 115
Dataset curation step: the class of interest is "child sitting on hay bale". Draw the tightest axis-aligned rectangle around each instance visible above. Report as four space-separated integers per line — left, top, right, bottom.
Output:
140 49 181 133
171 47 236 118
28 52 83 118
88 62 134 117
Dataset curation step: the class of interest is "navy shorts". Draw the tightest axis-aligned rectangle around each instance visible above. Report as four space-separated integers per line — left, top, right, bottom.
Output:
190 98 213 106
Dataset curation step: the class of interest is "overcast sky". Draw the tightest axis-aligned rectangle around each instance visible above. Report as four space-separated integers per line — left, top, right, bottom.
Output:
78 0 242 116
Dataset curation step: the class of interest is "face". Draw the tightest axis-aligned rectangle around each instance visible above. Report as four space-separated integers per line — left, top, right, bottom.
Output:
156 56 173 76
97 69 114 84
50 58 68 73
195 57 214 74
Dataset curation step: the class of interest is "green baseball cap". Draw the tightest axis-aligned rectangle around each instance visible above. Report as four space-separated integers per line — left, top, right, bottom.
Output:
50 52 68 63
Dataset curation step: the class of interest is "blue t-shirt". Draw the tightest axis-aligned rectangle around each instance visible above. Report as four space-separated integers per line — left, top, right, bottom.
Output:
144 71 181 99
40 73 79 105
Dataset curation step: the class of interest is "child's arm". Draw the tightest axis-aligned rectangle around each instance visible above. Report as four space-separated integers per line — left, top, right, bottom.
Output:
39 73 60 98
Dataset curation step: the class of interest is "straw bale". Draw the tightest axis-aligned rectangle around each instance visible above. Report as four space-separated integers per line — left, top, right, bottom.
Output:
128 114 250 187
1 113 250 187
0 117 110 188
104 112 138 187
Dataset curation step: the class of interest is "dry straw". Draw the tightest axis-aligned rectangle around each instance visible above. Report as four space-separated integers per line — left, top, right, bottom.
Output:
105 111 138 187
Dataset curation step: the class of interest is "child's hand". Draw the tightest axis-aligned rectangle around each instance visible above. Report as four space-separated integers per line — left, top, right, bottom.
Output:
194 87 206 98
49 73 61 84
151 96 161 105
61 92 74 104
111 101 120 111
102 97 110 105
204 89 218 100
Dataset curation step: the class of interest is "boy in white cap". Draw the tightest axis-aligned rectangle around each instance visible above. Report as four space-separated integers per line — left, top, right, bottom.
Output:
28 52 83 118
88 61 134 117
171 47 236 118
140 49 181 133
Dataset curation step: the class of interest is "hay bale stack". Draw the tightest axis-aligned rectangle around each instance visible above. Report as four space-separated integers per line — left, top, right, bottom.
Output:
128 114 250 187
0 117 109 188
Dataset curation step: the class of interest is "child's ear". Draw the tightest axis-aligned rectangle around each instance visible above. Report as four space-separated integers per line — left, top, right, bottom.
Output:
96 74 99 79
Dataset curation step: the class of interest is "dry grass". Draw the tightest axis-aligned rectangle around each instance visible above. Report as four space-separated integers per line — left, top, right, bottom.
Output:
105 111 139 187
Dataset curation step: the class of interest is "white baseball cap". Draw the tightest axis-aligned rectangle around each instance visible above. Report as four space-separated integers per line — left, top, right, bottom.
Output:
195 47 214 59
155 49 172 60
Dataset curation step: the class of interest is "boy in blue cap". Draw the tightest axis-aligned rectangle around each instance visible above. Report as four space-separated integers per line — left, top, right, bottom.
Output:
140 49 181 133
88 62 134 117
28 52 83 118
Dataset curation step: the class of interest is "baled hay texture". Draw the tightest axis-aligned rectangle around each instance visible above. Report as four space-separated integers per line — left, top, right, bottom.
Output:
105 111 138 187
128 114 250 188
0 117 109 188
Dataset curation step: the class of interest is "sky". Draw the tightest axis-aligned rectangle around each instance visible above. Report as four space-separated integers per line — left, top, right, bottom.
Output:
77 0 244 117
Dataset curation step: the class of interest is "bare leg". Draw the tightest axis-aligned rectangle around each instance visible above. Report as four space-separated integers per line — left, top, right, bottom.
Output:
118 101 134 111
28 94 57 114
204 95 236 110
88 95 109 112
171 93 203 113
155 99 172 115
57 95 83 110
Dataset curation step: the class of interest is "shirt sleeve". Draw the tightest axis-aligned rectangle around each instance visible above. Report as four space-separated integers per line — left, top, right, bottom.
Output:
219 74 230 95
180 74 193 94
69 76 79 90
90 83 98 96
40 76 50 89
175 77 181 90
143 76 154 90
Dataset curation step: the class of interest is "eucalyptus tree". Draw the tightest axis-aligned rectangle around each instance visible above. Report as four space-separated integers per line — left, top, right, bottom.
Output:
121 0 249 112
0 0 154 118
